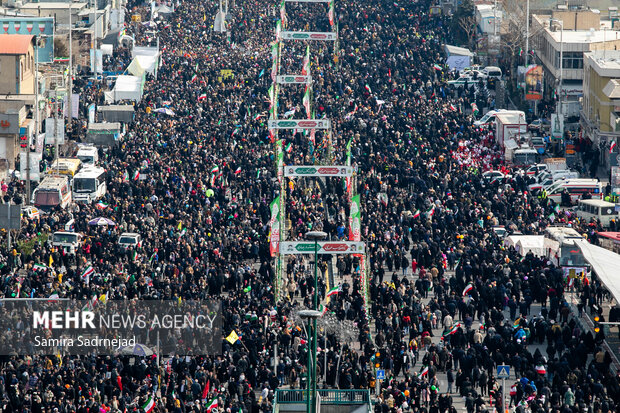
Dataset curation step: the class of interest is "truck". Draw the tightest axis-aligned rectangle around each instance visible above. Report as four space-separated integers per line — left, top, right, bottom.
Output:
495 111 527 146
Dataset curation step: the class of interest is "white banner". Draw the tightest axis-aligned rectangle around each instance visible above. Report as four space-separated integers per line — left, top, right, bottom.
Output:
280 241 365 255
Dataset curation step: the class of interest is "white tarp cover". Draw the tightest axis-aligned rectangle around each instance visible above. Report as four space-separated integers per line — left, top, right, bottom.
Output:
127 58 145 77
101 44 114 56
132 47 159 75
110 75 144 102
504 235 546 257
575 239 620 304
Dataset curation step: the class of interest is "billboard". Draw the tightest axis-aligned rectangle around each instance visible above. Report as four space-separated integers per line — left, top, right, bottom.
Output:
525 64 543 100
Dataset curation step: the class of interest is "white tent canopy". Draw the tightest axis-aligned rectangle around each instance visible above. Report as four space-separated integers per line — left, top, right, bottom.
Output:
504 235 546 257
132 46 160 76
106 75 144 103
575 239 620 304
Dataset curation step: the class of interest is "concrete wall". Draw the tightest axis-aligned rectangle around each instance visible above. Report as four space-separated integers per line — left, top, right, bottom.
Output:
0 45 35 95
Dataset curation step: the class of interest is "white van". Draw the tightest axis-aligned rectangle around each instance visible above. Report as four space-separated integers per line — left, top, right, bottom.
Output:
483 66 503 79
51 231 83 254
474 109 507 126
76 144 99 165
576 199 619 227
32 176 72 211
545 179 603 204
72 166 107 203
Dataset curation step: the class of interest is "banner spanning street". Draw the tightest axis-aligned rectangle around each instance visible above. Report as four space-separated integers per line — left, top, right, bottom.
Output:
280 241 365 255
280 31 338 41
268 119 331 129
284 165 353 177
276 75 313 84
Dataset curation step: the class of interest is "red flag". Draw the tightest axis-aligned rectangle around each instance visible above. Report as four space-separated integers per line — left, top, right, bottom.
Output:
117 375 123 391
202 379 210 400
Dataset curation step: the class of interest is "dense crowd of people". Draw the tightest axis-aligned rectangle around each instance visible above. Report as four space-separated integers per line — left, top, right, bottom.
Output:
0 0 619 412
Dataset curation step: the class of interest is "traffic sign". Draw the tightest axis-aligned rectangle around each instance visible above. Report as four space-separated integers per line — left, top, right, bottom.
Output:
280 31 338 41
268 119 331 130
497 365 510 379
376 370 385 380
284 166 353 177
276 75 312 84
280 241 365 255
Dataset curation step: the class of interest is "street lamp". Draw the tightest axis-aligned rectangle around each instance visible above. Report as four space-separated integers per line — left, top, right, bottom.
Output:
550 18 564 117
304 230 327 413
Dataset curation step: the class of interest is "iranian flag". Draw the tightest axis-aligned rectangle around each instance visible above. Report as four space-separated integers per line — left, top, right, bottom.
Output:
303 85 311 118
433 64 442 71
211 165 220 174
133 170 140 181
449 104 457 111
198 93 207 101
235 167 242 174
442 323 461 338
95 201 108 210
81 266 95 280
202 379 210 400
412 210 421 219
191 74 198 83
33 264 47 272
301 45 310 75
328 0 335 26
141 395 155 413
462 283 473 296
206 397 218 413
364 84 372 94
535 365 546 374
417 366 429 379
285 142 293 153
319 304 328 316
426 206 435 218
326 284 342 297
610 141 617 154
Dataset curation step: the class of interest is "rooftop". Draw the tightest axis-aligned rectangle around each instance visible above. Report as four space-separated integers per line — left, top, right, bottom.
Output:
20 2 87 9
585 50 620 71
0 34 33 55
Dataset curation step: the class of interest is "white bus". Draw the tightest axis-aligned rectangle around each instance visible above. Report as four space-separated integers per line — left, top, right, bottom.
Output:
545 179 603 204
544 226 587 268
576 199 619 228
72 166 107 203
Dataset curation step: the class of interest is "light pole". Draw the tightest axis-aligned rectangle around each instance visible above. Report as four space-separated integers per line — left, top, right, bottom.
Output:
551 18 564 117
304 230 327 413
299 310 323 413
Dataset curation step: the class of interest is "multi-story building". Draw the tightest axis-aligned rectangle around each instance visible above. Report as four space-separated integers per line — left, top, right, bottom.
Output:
581 50 620 169
0 34 36 172
531 9 620 119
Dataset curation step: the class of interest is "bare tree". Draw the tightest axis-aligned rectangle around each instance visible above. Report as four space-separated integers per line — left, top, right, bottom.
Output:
458 15 478 51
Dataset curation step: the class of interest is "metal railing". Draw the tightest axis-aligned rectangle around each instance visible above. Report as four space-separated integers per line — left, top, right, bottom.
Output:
275 389 371 405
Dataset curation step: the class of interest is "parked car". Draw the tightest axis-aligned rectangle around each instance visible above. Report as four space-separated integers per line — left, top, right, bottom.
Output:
118 233 142 251
528 136 546 154
523 164 548 176
528 118 551 133
482 170 512 185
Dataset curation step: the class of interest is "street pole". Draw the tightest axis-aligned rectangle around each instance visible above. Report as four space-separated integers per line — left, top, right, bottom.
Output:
29 38 39 206
502 377 506 413
68 4 73 131
493 0 497 36
312 238 318 413
306 231 326 413
524 0 530 67
92 0 97 81
558 21 563 118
